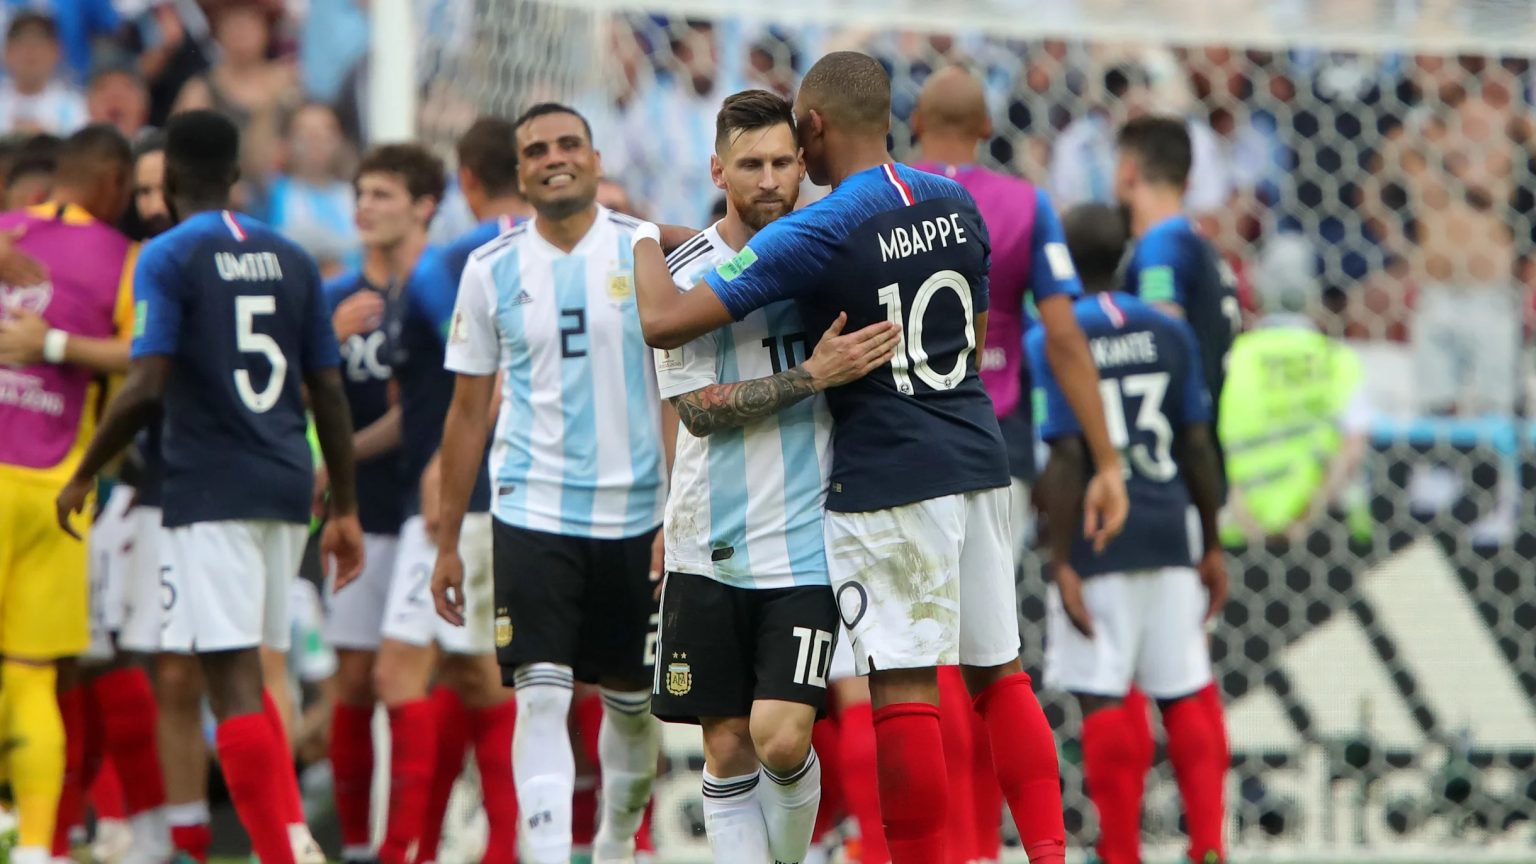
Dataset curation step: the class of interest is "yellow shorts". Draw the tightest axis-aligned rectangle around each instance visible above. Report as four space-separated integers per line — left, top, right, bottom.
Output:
0 475 89 658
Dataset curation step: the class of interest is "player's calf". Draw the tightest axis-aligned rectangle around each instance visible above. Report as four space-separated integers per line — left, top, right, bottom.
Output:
511 663 576 864
200 647 297 864
751 700 822 864
591 685 661 863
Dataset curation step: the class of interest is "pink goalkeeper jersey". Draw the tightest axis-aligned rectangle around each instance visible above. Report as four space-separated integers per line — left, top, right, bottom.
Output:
0 203 136 480
908 162 1080 419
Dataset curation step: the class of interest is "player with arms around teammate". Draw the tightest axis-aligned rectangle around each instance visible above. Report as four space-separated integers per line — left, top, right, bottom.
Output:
644 90 899 864
1032 203 1230 864
57 110 365 864
431 103 671 864
635 52 1128 864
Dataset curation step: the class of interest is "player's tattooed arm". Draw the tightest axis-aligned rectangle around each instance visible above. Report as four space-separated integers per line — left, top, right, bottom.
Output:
671 368 818 437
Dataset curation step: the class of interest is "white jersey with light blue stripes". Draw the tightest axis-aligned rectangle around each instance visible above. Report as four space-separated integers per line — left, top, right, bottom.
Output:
444 206 666 539
654 222 833 590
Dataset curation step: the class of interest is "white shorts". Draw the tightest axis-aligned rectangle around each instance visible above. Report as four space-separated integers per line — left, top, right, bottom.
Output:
324 533 399 651
118 506 167 654
1044 566 1213 700
826 486 1019 676
828 625 857 682
380 514 494 655
85 485 137 662
160 520 309 654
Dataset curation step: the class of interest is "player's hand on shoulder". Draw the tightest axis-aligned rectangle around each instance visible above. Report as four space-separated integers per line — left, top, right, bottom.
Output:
0 226 47 286
1198 547 1229 623
431 549 466 627
801 312 901 391
324 513 365 590
1083 467 1129 553
55 475 93 540
332 291 385 341
0 307 49 366
1053 562 1094 638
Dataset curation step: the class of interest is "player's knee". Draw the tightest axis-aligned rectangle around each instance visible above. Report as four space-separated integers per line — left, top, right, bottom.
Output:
701 718 757 776
372 639 431 706
334 650 376 706
749 706 815 774
154 654 203 709
440 651 507 708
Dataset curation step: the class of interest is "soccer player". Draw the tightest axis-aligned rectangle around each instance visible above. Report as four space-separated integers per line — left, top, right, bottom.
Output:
56 109 364 864
1031 202 1230 864
0 123 140 864
431 103 669 864
633 51 1128 864
909 65 1086 864
644 90 898 864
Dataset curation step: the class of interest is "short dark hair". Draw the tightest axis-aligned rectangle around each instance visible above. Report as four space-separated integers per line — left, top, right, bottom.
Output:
457 117 519 198
164 109 241 201
6 151 53 187
134 128 166 160
7 11 56 43
356 143 446 204
715 89 795 153
56 124 132 184
511 103 592 145
797 51 890 134
1117 116 1191 188
1061 203 1129 294
88 64 146 92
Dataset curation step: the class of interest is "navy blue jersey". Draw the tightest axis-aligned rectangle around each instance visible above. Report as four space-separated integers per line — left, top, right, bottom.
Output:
1028 293 1210 577
132 210 341 528
706 163 1008 512
324 271 406 535
1123 214 1238 416
398 216 515 514
130 425 164 508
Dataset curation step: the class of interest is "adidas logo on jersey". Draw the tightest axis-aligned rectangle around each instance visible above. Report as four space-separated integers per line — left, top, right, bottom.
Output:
215 251 283 282
512 290 534 306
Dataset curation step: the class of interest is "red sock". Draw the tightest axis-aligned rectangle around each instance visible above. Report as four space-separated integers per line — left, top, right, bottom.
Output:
381 699 436 864
1082 706 1148 864
1163 687 1228 864
53 687 87 856
262 690 305 825
973 673 1066 864
838 702 889 864
90 760 128 821
571 782 599 850
571 692 604 849
969 701 1003 862
417 687 469 864
329 703 375 850
470 699 519 864
637 798 656 852
217 712 296 864
938 669 976 864
873 702 949 863
93 668 169 816
171 823 213 864
811 717 844 844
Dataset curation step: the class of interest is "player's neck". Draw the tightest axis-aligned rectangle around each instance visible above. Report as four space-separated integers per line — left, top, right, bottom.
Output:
1131 188 1184 237
716 211 753 251
533 203 598 253
364 234 426 284
826 138 896 189
473 195 531 223
171 196 229 222
915 137 978 167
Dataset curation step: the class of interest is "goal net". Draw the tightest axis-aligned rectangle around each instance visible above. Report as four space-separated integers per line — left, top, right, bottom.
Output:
410 1 1536 861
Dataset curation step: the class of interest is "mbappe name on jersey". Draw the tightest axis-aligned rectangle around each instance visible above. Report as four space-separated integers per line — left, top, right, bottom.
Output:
877 212 968 263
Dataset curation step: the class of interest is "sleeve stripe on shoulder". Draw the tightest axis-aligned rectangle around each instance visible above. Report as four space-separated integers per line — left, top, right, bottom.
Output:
665 232 710 265
665 239 713 274
469 224 525 262
608 212 643 229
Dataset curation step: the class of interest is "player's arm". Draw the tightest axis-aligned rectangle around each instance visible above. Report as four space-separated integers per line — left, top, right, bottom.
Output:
1031 325 1096 638
0 241 138 372
634 234 733 349
56 355 170 537
1169 323 1227 619
353 403 402 461
307 368 359 521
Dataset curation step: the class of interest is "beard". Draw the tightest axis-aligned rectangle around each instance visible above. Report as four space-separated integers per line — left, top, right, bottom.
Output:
141 213 175 238
736 196 792 231
533 188 595 221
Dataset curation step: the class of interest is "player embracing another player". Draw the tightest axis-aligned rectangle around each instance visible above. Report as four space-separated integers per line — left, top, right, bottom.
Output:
635 52 1128 864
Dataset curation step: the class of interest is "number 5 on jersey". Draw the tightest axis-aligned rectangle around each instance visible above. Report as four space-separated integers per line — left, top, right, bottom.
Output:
234 295 287 413
878 270 976 394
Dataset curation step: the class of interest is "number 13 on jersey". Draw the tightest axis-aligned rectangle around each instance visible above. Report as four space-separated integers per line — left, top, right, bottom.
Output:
877 269 976 394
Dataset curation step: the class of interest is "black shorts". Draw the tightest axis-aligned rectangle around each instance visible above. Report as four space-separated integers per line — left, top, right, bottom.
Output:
492 520 660 687
650 571 839 724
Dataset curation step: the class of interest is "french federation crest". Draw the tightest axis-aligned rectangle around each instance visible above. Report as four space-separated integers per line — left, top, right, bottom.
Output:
666 653 692 696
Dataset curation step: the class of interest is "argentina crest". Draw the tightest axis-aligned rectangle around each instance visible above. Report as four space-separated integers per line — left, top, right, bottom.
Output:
665 652 692 696
607 268 634 306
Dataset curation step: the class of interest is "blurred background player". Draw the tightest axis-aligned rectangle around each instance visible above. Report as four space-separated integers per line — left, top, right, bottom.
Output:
642 89 898 864
907 64 1088 864
1031 201 1231 864
0 123 138 864
57 109 362 864
432 103 670 864
634 51 1126 864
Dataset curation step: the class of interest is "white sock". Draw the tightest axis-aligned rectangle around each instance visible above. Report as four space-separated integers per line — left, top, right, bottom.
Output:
701 770 770 864
512 664 576 864
591 689 661 861
759 749 822 864
124 808 171 863
162 800 210 829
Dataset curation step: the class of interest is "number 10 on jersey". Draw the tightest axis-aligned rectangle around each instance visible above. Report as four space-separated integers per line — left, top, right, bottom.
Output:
877 270 975 394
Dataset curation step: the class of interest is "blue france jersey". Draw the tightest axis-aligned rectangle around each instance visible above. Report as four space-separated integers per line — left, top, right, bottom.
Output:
444 208 665 539
705 163 1008 513
1124 215 1238 415
324 272 405 535
133 210 341 528
1028 293 1210 576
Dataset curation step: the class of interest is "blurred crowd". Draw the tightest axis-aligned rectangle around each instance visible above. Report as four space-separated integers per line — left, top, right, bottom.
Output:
4 2 1534 416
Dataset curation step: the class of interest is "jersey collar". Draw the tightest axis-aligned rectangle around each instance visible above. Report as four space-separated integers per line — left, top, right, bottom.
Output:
528 204 609 258
28 201 97 226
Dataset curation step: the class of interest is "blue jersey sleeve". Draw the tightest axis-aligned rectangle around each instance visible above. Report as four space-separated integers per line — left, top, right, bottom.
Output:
703 211 835 320
302 257 342 371
974 208 992 314
1131 227 1186 309
1172 319 1212 424
409 248 460 346
1025 328 1079 440
1026 188 1083 304
130 240 183 358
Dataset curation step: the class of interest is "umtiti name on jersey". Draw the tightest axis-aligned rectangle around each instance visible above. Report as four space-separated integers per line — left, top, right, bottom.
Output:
215 251 284 282
877 212 969 262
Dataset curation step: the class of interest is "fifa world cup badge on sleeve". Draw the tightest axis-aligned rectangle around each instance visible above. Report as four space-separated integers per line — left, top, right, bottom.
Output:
607 270 634 305
665 652 692 696
449 308 468 345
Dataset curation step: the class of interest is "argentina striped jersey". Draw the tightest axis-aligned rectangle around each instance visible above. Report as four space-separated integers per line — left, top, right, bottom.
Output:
655 223 833 589
444 206 666 539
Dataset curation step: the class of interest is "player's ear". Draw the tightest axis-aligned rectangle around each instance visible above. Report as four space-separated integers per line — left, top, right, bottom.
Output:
710 153 725 191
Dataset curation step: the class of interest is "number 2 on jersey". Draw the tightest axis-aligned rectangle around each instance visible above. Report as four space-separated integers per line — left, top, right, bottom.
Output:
234 295 287 413
877 270 975 394
1100 372 1176 482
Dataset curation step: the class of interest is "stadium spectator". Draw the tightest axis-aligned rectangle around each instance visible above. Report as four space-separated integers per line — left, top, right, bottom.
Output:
0 1 118 84
264 102 358 276
0 13 88 135
85 65 151 140
114 0 213 127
